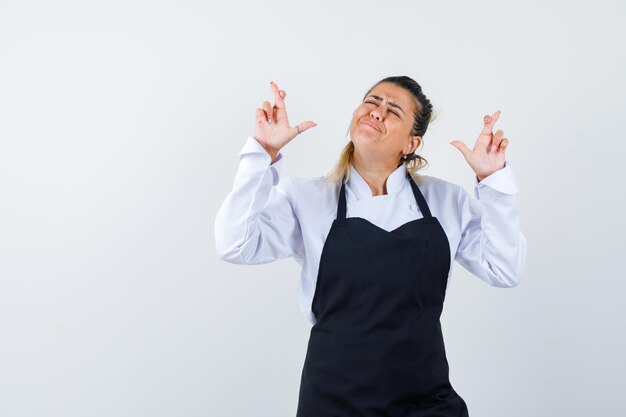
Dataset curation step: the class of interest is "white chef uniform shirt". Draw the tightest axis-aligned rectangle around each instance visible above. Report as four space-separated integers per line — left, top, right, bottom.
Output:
215 136 528 325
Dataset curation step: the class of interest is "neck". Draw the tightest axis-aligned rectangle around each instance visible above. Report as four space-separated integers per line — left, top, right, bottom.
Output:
352 153 400 197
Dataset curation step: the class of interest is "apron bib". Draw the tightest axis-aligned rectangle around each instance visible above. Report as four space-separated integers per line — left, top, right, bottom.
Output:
296 171 469 417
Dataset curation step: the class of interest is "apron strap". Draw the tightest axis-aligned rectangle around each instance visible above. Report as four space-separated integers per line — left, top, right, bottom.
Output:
407 171 432 218
337 181 347 221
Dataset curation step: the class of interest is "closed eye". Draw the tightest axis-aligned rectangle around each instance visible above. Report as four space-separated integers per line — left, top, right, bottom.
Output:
365 101 400 117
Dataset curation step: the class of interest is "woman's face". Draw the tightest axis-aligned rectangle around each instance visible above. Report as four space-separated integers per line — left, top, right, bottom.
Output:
349 82 421 164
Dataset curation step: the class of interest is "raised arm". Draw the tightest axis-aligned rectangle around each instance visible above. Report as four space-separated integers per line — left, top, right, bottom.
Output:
450 110 526 286
214 81 317 265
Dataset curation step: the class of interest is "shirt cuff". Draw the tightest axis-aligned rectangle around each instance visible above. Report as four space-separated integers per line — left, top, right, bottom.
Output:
238 136 284 186
473 161 519 198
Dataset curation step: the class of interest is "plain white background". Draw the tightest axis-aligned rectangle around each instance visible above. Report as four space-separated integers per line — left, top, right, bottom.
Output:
1 0 624 416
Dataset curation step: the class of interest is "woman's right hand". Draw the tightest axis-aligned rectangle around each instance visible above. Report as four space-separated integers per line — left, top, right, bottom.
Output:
253 81 317 162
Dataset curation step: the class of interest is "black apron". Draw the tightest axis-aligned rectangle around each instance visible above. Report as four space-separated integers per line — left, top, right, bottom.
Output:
296 171 469 417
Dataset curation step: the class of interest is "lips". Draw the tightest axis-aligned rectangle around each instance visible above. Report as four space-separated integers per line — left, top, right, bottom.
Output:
361 119 382 132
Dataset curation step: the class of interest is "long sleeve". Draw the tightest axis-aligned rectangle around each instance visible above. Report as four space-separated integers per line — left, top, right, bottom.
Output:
454 163 527 287
214 136 304 264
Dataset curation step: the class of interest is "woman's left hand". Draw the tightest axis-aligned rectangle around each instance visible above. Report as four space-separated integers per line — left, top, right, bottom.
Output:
450 110 510 181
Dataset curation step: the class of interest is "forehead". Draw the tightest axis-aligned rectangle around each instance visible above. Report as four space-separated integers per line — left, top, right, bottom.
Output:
367 82 413 107
368 83 413 104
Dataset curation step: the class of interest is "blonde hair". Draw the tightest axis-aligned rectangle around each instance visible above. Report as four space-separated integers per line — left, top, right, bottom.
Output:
323 76 438 184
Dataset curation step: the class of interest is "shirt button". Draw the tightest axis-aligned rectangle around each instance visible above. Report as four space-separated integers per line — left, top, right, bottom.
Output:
409 204 415 211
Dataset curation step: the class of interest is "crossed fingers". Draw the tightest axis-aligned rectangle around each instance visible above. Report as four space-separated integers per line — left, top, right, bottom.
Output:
267 81 287 124
479 110 508 152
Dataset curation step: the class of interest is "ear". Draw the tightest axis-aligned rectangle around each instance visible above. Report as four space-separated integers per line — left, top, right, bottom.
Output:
404 135 422 154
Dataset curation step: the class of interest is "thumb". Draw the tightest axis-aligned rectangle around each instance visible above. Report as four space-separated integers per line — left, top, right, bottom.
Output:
450 140 470 159
296 121 318 134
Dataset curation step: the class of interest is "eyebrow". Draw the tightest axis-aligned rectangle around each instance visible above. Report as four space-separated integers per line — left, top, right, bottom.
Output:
365 95 406 115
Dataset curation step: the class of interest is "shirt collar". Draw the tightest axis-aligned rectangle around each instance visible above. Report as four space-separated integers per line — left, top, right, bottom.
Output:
348 163 407 199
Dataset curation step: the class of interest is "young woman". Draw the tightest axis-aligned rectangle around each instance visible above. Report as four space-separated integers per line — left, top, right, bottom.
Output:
215 76 527 416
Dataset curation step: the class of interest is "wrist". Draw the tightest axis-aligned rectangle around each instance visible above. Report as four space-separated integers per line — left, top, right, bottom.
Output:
476 162 507 183
252 136 280 163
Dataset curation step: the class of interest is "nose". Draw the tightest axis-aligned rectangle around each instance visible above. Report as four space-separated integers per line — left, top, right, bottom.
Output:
369 103 386 121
